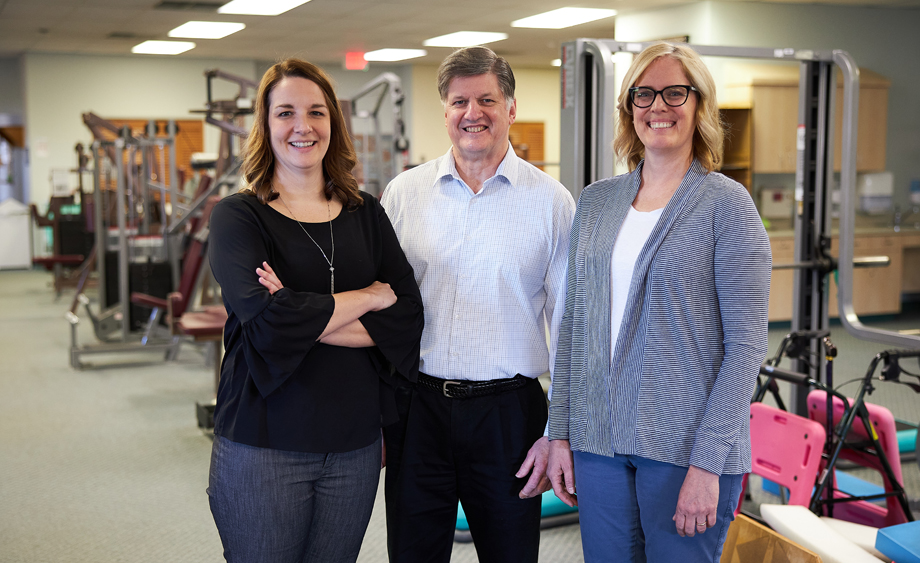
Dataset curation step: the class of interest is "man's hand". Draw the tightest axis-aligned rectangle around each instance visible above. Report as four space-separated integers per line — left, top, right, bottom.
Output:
516 436 551 499
672 465 719 537
547 439 577 507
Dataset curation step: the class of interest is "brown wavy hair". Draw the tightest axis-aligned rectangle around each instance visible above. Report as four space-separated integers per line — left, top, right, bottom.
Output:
242 59 362 208
613 42 724 173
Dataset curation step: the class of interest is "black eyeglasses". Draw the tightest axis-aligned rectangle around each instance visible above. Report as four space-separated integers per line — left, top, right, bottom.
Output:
628 85 699 108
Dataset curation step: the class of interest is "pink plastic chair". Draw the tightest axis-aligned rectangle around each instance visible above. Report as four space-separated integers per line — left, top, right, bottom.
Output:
806 390 909 527
737 402 827 515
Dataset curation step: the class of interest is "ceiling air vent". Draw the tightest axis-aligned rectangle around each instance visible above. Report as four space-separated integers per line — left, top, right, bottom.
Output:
153 1 224 11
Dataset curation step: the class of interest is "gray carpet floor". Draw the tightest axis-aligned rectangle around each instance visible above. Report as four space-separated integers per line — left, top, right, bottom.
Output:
1 269 918 562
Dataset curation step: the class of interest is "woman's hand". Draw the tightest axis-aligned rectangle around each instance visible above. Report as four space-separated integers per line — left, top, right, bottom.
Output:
673 465 720 537
547 439 578 507
362 281 396 311
257 263 394 314
257 261 284 295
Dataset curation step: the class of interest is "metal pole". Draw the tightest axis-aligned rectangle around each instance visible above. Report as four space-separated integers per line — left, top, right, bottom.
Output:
584 40 616 190
371 112 384 197
168 120 178 224
92 142 106 308
789 61 833 415
834 51 920 349
115 136 130 342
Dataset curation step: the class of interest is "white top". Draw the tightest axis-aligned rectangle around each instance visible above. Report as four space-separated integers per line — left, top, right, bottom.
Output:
381 145 575 381
610 205 663 362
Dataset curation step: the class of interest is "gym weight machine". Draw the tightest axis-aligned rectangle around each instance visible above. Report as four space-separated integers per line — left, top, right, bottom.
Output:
560 39 920 407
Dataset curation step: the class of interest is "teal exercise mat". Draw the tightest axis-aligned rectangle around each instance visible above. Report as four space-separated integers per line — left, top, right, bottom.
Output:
455 490 578 532
895 419 918 454
897 428 917 453
454 491 580 543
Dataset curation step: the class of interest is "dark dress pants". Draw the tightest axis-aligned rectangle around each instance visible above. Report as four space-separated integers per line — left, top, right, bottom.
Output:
384 376 548 563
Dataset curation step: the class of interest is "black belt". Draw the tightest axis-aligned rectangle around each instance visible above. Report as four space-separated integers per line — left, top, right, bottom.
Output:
417 372 530 399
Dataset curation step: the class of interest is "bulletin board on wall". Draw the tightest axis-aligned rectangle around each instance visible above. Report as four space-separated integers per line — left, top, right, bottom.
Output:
94 119 204 191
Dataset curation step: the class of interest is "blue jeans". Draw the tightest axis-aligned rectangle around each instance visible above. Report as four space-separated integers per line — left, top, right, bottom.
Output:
207 435 381 563
574 452 742 563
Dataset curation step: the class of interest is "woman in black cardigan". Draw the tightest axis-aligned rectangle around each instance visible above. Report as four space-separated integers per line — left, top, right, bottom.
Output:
206 58 423 563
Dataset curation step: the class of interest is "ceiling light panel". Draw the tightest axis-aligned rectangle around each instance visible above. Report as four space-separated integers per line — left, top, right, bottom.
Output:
168 21 245 39
218 0 311 16
511 7 617 29
364 49 427 62
423 31 508 48
132 40 196 55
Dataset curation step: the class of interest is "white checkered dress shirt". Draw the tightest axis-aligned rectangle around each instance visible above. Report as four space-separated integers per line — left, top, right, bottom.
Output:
381 145 575 382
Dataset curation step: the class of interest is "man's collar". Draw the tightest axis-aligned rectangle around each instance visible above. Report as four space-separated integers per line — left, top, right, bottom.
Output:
437 144 520 189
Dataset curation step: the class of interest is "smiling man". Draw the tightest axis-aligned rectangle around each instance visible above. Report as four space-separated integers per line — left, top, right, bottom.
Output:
380 46 575 563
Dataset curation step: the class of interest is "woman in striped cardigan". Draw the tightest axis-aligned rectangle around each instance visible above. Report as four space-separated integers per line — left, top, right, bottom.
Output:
546 42 771 562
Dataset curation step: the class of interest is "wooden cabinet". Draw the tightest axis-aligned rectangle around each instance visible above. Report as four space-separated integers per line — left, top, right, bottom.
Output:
751 84 798 173
833 75 889 173
768 236 795 321
720 67 890 185
509 122 545 170
768 233 904 321
899 234 920 295
827 234 901 317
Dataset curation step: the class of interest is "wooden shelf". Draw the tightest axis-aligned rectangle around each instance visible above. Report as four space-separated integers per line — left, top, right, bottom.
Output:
720 108 752 192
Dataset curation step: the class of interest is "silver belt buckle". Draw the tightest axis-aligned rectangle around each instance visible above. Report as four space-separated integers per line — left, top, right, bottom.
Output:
442 380 468 398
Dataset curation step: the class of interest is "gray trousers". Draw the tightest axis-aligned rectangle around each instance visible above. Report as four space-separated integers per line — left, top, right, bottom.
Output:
208 434 381 563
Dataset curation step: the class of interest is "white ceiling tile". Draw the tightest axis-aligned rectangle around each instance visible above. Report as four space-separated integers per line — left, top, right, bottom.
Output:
0 0 918 66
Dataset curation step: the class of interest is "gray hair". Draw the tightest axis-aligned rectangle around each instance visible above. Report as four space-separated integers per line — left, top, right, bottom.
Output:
437 46 515 105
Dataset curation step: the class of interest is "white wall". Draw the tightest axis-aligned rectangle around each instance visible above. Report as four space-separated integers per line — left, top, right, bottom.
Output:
23 53 258 206
254 60 414 140
409 64 449 165
616 3 715 44
616 1 920 205
0 56 24 123
409 63 562 180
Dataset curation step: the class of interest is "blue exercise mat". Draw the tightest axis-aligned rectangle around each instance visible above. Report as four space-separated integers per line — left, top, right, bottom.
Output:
762 470 885 499
876 521 920 563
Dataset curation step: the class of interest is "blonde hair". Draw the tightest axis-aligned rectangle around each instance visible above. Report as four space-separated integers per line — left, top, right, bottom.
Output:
241 59 362 208
613 42 723 172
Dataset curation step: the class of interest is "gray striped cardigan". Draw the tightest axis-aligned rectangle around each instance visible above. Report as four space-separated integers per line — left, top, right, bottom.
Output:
548 160 771 475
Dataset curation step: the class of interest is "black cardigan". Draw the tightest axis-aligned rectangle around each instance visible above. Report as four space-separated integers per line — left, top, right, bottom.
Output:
208 191 423 453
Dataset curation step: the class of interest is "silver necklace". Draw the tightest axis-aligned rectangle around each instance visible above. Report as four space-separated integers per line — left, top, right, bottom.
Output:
278 194 335 293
